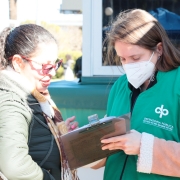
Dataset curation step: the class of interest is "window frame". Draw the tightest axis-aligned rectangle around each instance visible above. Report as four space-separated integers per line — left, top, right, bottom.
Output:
82 0 124 78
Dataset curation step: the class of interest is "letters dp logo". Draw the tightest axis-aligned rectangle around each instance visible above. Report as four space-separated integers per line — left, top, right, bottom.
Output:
155 105 169 118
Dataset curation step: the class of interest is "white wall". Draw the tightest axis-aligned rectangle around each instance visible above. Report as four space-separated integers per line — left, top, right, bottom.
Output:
17 0 82 26
61 0 82 11
17 0 61 23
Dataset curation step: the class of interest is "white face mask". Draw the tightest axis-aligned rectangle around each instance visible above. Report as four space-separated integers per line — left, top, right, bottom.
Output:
123 52 155 89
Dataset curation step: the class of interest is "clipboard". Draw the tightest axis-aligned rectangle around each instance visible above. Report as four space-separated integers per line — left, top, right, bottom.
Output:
60 113 130 170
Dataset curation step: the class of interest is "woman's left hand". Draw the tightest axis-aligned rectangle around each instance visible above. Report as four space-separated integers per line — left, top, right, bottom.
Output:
65 116 79 132
101 130 142 155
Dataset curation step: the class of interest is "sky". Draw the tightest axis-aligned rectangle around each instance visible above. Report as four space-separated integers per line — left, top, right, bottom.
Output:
17 0 62 23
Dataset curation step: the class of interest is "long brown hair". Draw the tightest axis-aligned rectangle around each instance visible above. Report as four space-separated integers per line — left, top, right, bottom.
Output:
105 9 180 71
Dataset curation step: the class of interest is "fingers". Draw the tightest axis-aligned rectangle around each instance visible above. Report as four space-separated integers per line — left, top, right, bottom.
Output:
70 121 78 130
101 130 141 155
66 116 76 123
101 130 137 144
101 136 123 150
65 116 79 131
65 116 76 127
101 135 124 144
102 141 124 150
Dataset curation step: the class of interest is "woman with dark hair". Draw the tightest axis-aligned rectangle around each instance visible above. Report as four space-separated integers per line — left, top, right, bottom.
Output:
98 9 180 180
0 24 79 180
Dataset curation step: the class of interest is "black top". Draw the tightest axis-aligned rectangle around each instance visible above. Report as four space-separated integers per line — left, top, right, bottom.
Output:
129 71 158 113
28 95 61 180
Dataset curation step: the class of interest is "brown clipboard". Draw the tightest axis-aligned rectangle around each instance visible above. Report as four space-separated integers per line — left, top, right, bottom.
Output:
60 113 130 170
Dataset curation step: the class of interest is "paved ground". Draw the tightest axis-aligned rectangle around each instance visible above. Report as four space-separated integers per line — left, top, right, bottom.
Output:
77 167 104 180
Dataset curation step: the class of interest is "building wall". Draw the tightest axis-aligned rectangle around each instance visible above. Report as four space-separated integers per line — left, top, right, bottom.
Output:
61 0 82 11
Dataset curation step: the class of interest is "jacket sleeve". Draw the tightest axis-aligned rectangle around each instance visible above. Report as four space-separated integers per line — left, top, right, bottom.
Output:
151 137 180 177
137 132 180 177
0 92 54 180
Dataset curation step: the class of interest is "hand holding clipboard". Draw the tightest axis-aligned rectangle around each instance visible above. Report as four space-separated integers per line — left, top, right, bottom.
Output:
60 113 130 170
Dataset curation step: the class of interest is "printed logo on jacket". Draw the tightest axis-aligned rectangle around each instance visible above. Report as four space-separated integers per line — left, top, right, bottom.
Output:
143 104 173 132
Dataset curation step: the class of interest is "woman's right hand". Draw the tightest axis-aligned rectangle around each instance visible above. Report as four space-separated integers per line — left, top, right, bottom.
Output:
101 130 142 155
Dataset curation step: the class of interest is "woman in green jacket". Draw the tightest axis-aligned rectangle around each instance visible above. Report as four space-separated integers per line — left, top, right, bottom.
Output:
0 24 79 180
100 9 180 180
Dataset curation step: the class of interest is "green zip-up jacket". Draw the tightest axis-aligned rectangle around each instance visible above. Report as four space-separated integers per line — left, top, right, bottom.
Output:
104 67 180 180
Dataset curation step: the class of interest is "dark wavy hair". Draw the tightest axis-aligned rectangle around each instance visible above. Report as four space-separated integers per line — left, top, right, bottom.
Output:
0 24 57 69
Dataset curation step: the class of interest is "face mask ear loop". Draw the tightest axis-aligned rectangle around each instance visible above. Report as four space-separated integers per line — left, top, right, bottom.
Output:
148 51 154 63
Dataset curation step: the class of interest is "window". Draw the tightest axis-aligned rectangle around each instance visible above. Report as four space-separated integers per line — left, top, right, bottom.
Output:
82 0 124 77
82 0 180 78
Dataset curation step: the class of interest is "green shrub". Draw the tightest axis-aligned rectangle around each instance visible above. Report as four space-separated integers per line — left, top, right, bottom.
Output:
58 51 82 62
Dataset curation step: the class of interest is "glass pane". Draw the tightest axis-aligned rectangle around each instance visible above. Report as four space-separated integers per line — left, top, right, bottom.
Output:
102 0 180 66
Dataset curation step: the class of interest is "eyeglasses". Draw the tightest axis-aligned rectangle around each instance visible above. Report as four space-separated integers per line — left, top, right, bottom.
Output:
9 55 63 75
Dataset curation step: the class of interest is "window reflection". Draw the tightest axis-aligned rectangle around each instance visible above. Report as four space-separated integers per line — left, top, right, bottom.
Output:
102 0 180 66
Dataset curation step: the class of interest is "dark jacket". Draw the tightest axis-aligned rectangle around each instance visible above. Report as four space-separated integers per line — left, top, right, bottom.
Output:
28 95 61 180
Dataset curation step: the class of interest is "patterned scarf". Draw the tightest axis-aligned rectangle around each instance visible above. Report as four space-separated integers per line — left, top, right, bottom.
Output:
32 88 79 180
